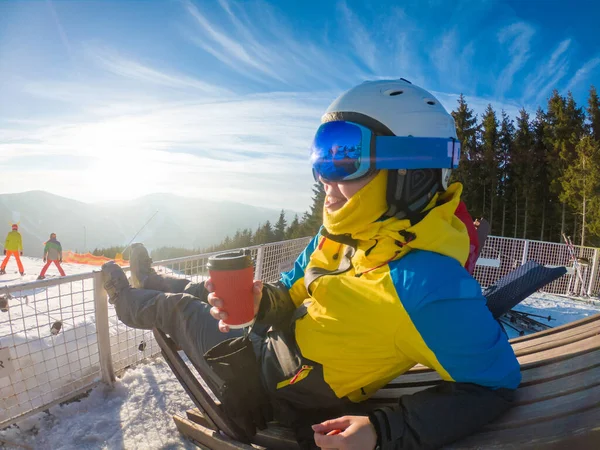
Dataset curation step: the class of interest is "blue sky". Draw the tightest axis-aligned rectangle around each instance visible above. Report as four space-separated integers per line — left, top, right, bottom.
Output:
1 0 599 212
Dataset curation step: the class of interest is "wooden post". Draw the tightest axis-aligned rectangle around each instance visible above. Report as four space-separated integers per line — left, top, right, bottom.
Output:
93 271 115 386
587 249 599 297
521 240 530 266
255 245 265 281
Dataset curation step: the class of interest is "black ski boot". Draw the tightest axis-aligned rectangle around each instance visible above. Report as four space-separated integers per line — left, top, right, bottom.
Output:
0 269 5 275
37 275 45 280
101 261 131 304
129 243 156 289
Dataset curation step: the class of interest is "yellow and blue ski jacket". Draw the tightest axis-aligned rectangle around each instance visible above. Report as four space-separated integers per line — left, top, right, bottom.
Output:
272 176 520 403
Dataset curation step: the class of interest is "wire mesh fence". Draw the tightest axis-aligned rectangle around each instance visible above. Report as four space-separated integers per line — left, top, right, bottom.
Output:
0 235 598 427
0 274 100 428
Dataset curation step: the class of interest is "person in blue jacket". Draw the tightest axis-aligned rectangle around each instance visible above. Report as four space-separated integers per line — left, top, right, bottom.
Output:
101 78 520 450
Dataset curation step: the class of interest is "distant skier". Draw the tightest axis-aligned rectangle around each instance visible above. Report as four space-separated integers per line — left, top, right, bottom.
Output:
0 223 25 276
38 233 66 280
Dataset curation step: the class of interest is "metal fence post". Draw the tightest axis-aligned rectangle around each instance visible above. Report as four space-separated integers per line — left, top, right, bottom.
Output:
255 245 265 281
521 239 530 266
93 271 115 386
587 249 599 297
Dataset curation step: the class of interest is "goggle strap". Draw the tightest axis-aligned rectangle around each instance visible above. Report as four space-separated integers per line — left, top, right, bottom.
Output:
374 136 460 170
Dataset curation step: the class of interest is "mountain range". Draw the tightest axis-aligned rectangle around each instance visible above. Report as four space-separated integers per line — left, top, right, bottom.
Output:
0 191 300 256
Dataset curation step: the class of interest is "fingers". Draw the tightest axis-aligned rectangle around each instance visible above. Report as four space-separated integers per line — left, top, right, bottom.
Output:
205 278 213 293
253 280 263 294
218 320 230 333
207 282 229 332
207 292 223 308
313 430 343 449
312 417 351 433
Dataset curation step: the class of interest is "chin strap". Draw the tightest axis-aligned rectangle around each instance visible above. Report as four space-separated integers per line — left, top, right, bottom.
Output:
385 168 442 225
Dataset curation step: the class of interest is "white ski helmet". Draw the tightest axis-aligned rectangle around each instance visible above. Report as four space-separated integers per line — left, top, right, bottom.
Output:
321 78 458 221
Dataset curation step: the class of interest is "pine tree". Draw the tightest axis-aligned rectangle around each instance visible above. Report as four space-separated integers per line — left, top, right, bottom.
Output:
562 92 586 238
274 210 287 242
560 136 600 245
532 108 553 240
498 110 515 236
450 94 480 212
286 215 304 239
513 108 534 238
545 90 570 239
588 85 600 142
480 105 500 231
253 221 275 244
263 221 275 243
302 182 326 235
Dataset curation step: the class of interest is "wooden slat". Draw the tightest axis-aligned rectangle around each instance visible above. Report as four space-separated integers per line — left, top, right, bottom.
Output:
489 384 600 429
512 320 600 355
508 312 600 344
173 415 262 450
517 334 600 365
370 355 600 403
187 409 215 429
452 406 600 449
520 347 600 385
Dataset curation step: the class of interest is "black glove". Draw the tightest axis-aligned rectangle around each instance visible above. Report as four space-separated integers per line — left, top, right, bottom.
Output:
43 258 47 262
3 250 5 255
204 336 272 438
20 252 23 256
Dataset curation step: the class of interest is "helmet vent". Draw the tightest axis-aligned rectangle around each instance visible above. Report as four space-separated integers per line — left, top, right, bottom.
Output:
388 90 404 96
425 99 436 105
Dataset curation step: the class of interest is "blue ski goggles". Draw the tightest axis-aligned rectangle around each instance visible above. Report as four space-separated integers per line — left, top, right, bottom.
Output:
309 121 460 182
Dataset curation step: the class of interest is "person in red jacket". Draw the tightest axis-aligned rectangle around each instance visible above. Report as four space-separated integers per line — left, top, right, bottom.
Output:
455 202 480 275
37 233 66 280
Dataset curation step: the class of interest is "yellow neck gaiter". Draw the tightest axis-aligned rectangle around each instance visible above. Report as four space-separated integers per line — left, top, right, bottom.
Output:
323 170 395 238
322 171 469 272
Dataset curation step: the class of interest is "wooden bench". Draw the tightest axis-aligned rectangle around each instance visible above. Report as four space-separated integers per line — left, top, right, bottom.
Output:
154 312 600 449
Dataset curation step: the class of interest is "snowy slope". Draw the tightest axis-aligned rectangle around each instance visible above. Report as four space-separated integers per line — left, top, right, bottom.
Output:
2 265 600 448
0 256 94 285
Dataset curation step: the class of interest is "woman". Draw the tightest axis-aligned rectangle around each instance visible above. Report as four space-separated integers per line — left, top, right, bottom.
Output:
102 78 520 450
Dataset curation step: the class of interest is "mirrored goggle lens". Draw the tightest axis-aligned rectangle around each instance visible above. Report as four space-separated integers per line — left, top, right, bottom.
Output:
309 121 371 182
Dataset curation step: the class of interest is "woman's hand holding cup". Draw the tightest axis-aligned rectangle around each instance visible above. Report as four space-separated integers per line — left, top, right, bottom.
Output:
207 279 263 333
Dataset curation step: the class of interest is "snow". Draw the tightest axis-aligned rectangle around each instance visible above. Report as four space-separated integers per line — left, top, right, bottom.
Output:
2 258 600 449
0 256 91 284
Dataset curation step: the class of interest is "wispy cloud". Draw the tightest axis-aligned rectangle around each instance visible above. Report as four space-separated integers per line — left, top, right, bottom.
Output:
565 56 600 92
496 22 536 98
338 1 378 73
433 90 525 123
180 0 369 90
182 0 286 83
45 0 73 59
523 39 571 103
92 47 233 96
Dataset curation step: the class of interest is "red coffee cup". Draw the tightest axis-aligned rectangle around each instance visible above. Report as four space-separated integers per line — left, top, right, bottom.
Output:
207 249 255 329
